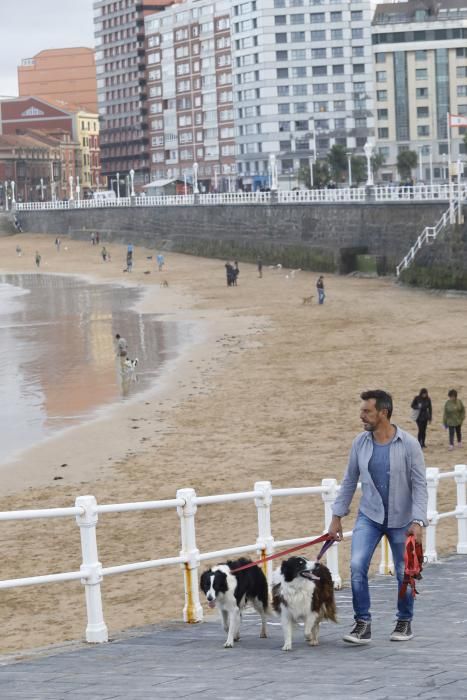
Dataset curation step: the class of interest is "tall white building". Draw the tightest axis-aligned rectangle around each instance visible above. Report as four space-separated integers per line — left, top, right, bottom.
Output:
372 0 467 182
232 0 375 188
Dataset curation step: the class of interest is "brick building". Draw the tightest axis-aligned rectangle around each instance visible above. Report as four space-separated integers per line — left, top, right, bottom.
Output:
0 96 101 194
93 0 179 192
18 47 98 113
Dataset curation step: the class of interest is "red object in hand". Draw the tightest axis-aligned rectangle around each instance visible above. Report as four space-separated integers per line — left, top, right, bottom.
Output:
399 535 424 599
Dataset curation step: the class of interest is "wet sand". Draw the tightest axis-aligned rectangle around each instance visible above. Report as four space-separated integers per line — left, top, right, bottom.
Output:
0 233 464 654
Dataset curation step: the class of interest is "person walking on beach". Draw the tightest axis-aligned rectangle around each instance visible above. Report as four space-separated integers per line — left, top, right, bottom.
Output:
101 246 108 262
91 232 96 245
115 334 128 358
411 388 432 449
233 261 239 286
316 275 325 304
35 251 41 268
157 253 165 271
257 258 263 279
55 237 61 252
95 232 100 245
328 389 427 645
443 389 465 451
126 250 133 272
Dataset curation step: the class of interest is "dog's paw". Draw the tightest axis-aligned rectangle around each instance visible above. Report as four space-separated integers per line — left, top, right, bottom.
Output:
260 631 267 639
224 641 234 649
281 643 292 652
234 635 240 642
307 639 319 647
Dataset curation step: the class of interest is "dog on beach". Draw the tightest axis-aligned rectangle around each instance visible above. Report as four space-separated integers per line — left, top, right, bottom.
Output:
200 558 269 648
124 358 138 370
160 280 169 288
272 556 337 651
302 295 314 305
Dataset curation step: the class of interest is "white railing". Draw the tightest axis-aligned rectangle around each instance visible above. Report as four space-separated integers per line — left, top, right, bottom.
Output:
0 467 466 645
13 184 467 212
396 199 462 277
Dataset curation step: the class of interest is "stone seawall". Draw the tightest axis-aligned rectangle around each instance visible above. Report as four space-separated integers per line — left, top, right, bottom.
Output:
0 212 16 236
16 201 451 275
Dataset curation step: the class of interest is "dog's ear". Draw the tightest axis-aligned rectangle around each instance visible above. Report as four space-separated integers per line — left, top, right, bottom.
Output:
200 570 211 591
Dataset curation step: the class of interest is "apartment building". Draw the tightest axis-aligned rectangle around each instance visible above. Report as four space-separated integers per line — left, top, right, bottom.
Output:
93 0 176 192
372 0 467 181
145 0 235 192
18 48 98 113
232 0 375 188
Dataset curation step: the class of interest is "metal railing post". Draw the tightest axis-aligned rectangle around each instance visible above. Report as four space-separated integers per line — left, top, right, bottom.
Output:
454 464 467 554
425 467 439 562
176 488 203 623
75 495 108 643
321 479 342 588
254 481 274 584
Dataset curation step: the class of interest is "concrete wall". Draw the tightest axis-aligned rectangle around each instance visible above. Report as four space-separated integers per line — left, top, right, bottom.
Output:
0 212 16 236
15 201 451 274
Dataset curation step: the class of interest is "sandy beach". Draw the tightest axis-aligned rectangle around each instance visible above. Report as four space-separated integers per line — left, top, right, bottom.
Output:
0 232 464 654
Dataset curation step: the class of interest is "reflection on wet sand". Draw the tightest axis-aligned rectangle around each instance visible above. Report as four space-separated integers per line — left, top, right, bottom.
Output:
0 274 193 464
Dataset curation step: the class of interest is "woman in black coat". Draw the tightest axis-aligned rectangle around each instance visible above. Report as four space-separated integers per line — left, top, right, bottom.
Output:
411 388 432 448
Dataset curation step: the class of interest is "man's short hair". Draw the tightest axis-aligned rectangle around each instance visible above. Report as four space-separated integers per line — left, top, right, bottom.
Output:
360 390 393 419
448 389 458 399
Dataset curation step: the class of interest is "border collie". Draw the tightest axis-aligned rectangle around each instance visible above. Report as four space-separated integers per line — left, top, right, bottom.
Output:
200 558 269 648
124 358 138 369
272 556 337 651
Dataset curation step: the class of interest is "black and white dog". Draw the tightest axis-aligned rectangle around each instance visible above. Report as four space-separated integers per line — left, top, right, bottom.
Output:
123 357 138 370
200 558 269 648
272 556 337 651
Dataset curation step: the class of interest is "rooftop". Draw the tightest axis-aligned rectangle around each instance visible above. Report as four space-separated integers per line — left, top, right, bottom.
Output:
373 0 467 24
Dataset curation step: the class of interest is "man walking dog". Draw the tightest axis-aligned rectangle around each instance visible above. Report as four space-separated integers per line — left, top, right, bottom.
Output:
328 390 428 644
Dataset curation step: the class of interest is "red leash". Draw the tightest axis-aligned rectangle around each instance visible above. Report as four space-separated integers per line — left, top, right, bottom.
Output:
399 535 424 599
229 533 334 574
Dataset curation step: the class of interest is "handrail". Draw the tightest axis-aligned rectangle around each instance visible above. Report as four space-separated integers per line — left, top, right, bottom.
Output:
0 468 466 644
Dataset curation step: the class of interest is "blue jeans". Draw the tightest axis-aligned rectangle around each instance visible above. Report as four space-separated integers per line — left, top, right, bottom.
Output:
350 511 413 622
318 289 325 304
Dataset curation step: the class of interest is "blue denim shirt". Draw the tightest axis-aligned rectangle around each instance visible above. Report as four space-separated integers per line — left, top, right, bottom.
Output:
332 426 428 527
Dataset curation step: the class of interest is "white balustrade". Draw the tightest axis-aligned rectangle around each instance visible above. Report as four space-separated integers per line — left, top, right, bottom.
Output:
14 184 466 213
0 468 466 644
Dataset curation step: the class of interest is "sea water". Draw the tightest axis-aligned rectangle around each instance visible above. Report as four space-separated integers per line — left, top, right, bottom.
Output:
0 274 193 464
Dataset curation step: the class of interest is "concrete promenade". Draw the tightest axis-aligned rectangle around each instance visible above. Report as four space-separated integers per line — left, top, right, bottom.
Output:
0 554 466 700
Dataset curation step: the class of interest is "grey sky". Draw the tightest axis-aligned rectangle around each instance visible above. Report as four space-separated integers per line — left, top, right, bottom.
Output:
0 0 95 97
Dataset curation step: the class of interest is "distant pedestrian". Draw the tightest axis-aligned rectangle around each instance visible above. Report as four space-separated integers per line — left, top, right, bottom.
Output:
115 334 128 358
14 215 23 232
316 275 325 304
233 261 239 286
35 251 41 268
101 246 108 262
225 261 235 286
55 237 61 251
95 232 100 245
443 389 465 451
91 232 96 245
411 388 432 448
157 253 165 271
126 250 133 272
257 258 263 279
15 245 22 256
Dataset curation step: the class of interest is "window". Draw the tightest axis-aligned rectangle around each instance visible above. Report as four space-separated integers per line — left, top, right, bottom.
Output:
310 13 325 23
351 11 363 21
377 90 387 101
333 100 345 111
291 49 306 60
292 66 306 78
277 85 289 96
291 13 304 24
415 50 427 61
458 86 467 97
375 53 385 64
417 106 429 118
275 15 286 25
312 65 327 76
275 33 287 44
353 64 365 74
331 29 343 40
352 28 363 39
333 65 344 75
378 127 389 138
312 48 326 59
330 11 342 21
377 108 388 120
314 101 327 112
416 87 429 98
276 50 288 61
291 31 305 42
332 47 343 58
334 118 345 130
279 121 290 132
277 68 289 79
457 66 467 78
310 30 325 41
417 125 430 136
278 103 290 114
376 71 387 82
416 69 428 79
293 84 307 96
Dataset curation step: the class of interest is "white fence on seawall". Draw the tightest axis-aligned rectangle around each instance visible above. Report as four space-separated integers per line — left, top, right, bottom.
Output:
0 467 466 644
13 184 467 211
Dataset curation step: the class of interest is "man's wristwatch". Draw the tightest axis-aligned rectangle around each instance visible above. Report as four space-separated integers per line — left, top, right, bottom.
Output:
412 519 424 527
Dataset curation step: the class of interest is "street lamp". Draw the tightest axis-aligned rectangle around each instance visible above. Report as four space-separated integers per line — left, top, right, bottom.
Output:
418 146 423 182
40 178 45 201
363 140 374 186
116 171 120 199
11 181 16 206
193 162 199 194
269 153 278 191
69 175 74 200
346 152 353 188
442 153 448 181
4 181 8 211
308 156 314 188
76 176 81 202
428 146 433 188
129 169 136 197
